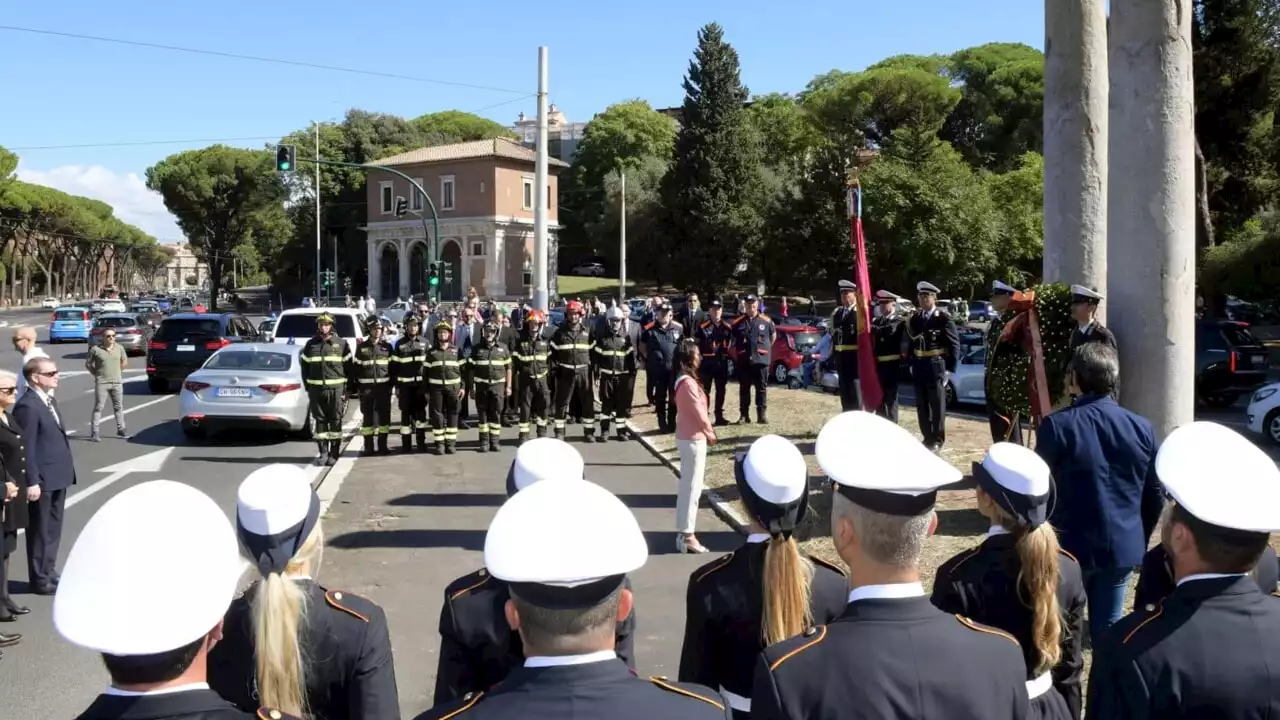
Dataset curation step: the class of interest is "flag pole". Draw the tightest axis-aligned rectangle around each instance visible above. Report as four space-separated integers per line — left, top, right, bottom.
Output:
848 172 884 413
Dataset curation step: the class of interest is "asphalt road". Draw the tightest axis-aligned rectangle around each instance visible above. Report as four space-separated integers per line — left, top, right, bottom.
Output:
0 308 356 719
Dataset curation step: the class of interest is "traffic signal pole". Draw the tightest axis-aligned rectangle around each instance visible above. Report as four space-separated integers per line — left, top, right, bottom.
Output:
315 121 321 300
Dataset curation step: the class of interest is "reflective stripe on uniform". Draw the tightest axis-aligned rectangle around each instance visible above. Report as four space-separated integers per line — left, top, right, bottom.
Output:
305 378 347 386
834 344 858 352
877 354 900 362
916 348 946 358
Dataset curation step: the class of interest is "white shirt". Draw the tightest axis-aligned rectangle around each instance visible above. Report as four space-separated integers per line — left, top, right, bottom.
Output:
986 525 1010 538
103 682 210 697
1176 572 1247 587
524 649 617 668
17 346 49 400
746 533 770 544
1078 320 1096 334
847 581 926 604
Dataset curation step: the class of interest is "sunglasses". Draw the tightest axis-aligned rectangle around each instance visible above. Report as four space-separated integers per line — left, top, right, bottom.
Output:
36 370 59 378
0 387 16 396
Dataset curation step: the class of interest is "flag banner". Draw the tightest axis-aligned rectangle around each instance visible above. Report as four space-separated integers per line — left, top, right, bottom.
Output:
852 186 884 411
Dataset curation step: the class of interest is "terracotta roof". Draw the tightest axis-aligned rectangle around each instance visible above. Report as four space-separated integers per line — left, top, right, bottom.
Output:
368 137 569 168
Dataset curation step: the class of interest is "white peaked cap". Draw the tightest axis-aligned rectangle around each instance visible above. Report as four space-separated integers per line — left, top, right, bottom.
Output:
916 281 940 294
486 478 647 585
237 464 314 536
1156 422 1280 532
54 481 243 655
513 437 585 492
1070 284 1104 300
981 442 1051 497
817 411 961 495
743 434 808 504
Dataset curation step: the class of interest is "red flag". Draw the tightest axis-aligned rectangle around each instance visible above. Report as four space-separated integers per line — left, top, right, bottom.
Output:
849 184 884 411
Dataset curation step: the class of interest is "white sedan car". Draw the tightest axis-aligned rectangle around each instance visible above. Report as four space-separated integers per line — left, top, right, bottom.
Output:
40 297 60 309
1246 382 1280 445
100 298 127 313
946 347 988 408
571 262 606 276
178 343 311 439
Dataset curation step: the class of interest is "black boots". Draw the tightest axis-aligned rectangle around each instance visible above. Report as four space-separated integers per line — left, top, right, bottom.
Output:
445 439 457 454
554 425 566 440
377 435 389 455
433 441 445 456
489 434 500 452
416 430 428 452
326 440 341 466
757 408 768 424
583 429 596 443
738 412 752 425
596 421 610 443
478 432 490 453
401 433 414 453
363 436 376 456
518 431 530 446
536 423 548 438
478 431 500 452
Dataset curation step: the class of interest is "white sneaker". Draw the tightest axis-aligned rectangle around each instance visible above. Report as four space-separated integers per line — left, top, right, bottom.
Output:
676 534 709 554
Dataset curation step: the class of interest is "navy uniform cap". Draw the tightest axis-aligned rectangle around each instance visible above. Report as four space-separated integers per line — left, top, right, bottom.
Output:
743 293 759 302
991 281 1016 296
916 281 940 295
708 299 723 308
1069 285 1104 303
816 412 961 516
838 279 857 292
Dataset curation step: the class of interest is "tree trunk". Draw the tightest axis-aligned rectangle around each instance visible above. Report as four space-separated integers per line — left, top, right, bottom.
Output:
1194 134 1215 250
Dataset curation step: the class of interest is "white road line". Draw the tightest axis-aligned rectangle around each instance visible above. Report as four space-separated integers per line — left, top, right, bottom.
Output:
66 448 174 510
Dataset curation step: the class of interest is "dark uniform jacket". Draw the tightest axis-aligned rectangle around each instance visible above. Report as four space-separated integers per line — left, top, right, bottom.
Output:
419 658 730 720
391 334 428 387
512 333 550 381
590 330 635 376
433 569 638 705
353 339 394 387
904 309 960 377
1134 544 1279 610
695 320 733 370
641 322 683 374
73 689 292 720
496 326 518 352
753 595 1029 720
732 314 775 367
830 305 862 359
677 543 849 713
0 412 29 532
872 314 906 373
1066 320 1117 358
1086 575 1280 719
932 533 1088 719
424 344 463 390
549 324 592 372
467 340 511 387
208 582 399 720
300 334 351 388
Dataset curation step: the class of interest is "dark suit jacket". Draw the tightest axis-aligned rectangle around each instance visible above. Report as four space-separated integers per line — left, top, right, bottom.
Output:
1036 394 1163 570
0 412 29 531
12 390 76 492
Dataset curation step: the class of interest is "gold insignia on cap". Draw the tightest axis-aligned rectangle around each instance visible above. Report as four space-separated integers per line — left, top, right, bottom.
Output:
270 711 282 720
1144 604 1155 612
478 569 486 577
334 592 343 600
803 626 818 637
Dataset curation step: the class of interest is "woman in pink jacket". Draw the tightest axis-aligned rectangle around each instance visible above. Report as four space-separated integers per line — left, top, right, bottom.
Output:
674 340 716 553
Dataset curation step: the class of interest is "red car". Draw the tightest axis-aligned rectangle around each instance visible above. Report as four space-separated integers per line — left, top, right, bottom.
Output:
727 324 823 384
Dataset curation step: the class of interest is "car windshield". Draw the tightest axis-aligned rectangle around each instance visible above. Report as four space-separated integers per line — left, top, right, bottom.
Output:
94 317 135 328
791 332 821 350
54 309 87 321
1220 324 1261 347
157 318 223 341
205 350 293 371
274 313 358 338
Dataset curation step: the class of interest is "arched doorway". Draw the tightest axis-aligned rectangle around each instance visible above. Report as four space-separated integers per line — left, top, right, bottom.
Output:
440 240 463 301
408 240 430 299
379 243 399 301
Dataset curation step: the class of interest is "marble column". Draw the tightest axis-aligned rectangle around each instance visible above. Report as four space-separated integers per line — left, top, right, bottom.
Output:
397 237 410 300
1108 0 1196 439
366 238 379 301
487 227 506 299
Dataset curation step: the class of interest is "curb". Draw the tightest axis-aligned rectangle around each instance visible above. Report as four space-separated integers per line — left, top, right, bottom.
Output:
625 419 750 536
311 411 364 514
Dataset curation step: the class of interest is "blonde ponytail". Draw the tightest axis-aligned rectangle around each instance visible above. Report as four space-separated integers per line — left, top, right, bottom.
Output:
761 536 815 646
250 526 325 716
1012 522 1063 673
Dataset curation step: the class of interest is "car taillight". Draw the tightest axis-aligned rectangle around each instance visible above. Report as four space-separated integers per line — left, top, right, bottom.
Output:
183 380 209 393
258 383 301 394
148 340 167 350
1231 351 1239 373
205 338 232 350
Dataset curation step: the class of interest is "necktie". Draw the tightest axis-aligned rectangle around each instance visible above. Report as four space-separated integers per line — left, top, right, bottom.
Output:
45 396 61 428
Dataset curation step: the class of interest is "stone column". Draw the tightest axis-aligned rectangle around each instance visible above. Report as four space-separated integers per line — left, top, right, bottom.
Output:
1108 0 1196 439
1043 0 1109 320
397 237 410 300
487 226 506 299
367 238 379 300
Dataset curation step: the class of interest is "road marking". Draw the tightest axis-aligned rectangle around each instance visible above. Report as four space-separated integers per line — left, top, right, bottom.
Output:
67 447 174 509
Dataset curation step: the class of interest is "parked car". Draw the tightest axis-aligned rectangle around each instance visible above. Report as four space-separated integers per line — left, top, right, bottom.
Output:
146 312 262 393
178 343 311 439
40 297 60 309
271 307 367 357
968 300 999 323
1246 382 1280 445
48 306 93 343
727 324 823 385
946 346 988 408
90 313 155 356
258 319 276 342
1196 320 1269 408
99 298 127 313
571 262 606 277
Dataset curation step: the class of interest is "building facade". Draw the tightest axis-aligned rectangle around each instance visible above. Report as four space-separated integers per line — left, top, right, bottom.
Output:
161 243 209 291
512 105 586 164
363 138 567 302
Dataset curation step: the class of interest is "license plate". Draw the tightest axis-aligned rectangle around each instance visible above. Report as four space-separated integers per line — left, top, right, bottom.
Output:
215 387 252 398
176 344 195 351
1253 354 1268 365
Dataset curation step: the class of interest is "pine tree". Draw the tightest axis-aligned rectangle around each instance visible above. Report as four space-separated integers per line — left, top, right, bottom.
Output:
661 23 763 298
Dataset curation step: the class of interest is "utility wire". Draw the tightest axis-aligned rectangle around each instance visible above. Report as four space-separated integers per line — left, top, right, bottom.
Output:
0 25 530 94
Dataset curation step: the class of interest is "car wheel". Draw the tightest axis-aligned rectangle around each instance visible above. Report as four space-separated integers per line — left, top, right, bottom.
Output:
772 362 788 385
1203 391 1239 409
945 381 958 409
1266 409 1280 446
148 377 167 394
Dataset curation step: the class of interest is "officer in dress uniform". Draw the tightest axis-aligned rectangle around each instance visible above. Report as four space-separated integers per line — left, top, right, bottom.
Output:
392 314 430 453
56 480 297 720
513 311 552 445
209 465 399 720
695 300 733 426
425 321 463 455
985 280 1024 444
731 294 775 425
300 313 352 466
354 317 394 456
550 300 595 441
752 412 1029 720
419 473 727 720
639 302 683 433
904 281 960 453
932 443 1087 720
678 435 849 719
1066 285 1116 356
591 306 636 443
433 439 637 706
1087 422 1280 718
871 290 906 421
830 279 864 411
467 320 512 453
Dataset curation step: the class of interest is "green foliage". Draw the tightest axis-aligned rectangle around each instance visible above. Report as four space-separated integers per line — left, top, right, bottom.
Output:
410 110 518 143
942 43 1044 171
988 282 1075 417
984 152 1046 284
1201 212 1280 300
0 147 16 184
805 57 961 151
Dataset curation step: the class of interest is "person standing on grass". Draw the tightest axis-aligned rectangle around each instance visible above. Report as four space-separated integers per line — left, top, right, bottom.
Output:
673 340 714 555
11 327 48 400
85 327 130 442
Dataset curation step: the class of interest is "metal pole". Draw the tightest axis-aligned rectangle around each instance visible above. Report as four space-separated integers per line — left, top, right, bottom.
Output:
533 46 550 312
314 121 322 300
619 170 627 302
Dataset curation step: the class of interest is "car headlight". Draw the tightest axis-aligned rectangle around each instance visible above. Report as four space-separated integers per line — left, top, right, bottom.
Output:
1254 388 1277 404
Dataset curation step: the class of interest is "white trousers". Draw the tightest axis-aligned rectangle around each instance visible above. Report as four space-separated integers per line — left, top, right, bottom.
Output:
676 437 707 533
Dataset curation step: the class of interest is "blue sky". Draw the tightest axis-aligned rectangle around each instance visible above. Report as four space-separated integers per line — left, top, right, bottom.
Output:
0 1 1043 242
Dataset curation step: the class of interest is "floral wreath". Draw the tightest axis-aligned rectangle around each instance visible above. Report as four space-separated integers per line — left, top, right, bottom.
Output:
987 282 1076 425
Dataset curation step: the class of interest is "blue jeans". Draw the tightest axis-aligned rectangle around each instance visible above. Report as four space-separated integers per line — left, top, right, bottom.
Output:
1082 565 1133 645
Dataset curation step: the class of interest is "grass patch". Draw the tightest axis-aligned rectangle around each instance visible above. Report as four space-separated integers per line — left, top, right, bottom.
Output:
557 275 636 298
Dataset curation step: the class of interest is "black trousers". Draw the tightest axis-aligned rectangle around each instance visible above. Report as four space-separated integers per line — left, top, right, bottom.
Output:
836 353 862 411
307 386 345 441
650 367 676 431
428 386 460 444
26 487 66 589
913 373 947 446
553 369 594 433
875 364 901 422
458 377 472 422
987 404 1024 444
518 376 550 435
597 373 636 429
737 362 769 414
700 361 729 420
646 371 657 405
358 384 392 436
398 384 428 437
474 382 505 435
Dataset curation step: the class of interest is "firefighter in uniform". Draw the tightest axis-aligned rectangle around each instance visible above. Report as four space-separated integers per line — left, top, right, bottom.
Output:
695 299 732 426
513 310 552 444
468 320 512 453
903 281 959 453
984 280 1023 444
425 321 463 455
591 306 636 442
732 294 775 425
640 302 683 433
550 300 594 441
300 313 351 466
830 279 864 411
353 317 394 456
872 290 906 422
392 314 429 453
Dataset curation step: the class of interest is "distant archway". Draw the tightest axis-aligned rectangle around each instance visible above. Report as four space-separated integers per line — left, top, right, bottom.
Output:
379 242 399 301
408 240 430 299
440 240 463 301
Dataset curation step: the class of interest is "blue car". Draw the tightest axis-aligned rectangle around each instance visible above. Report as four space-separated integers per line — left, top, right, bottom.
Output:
153 297 172 312
49 306 93 343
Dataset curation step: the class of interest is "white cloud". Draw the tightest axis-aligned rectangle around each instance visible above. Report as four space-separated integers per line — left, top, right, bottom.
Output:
13 163 182 242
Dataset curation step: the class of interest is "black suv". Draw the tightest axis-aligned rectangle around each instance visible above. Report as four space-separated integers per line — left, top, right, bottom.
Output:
1196 320 1269 407
147 312 261 392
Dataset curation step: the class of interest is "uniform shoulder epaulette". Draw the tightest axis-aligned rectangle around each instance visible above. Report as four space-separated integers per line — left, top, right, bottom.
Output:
699 320 710 329
648 677 726 711
690 552 734 584
955 615 1019 646
642 321 655 331
324 589 376 623
730 315 744 325
759 313 772 321
446 567 495 602
1120 599 1165 645
766 624 827 671
808 555 847 577
1057 547 1079 564
428 691 486 720
257 707 303 720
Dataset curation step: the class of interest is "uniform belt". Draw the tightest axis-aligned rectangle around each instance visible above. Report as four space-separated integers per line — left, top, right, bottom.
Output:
474 377 507 385
916 348 946 358
556 363 589 370
877 354 900 362
719 687 750 713
428 378 462 386
597 368 628 375
1026 671 1052 700
835 344 858 352
356 377 390 384
521 371 549 380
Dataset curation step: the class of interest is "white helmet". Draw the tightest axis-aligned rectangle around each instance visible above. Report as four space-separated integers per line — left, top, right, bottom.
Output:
606 306 625 321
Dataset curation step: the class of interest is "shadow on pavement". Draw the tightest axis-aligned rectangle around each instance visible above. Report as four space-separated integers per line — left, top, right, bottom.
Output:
327 528 743 554
180 454 317 465
385 492 679 509
115 422 183 447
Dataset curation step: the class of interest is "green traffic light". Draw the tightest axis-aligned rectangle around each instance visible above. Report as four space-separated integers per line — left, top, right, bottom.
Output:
429 277 439 286
280 162 291 171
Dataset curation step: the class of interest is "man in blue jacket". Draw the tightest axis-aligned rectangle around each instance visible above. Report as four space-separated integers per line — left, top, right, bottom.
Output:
1035 342 1164 645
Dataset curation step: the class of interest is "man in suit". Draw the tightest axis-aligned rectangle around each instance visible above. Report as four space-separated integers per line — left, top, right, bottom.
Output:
13 356 75 595
454 308 482 429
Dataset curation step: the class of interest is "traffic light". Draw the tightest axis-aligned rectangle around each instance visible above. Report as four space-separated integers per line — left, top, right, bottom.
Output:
442 260 454 284
394 196 408 217
427 262 440 287
276 145 296 172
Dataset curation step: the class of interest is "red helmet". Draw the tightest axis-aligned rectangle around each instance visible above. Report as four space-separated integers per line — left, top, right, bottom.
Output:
525 309 545 324
566 300 585 315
